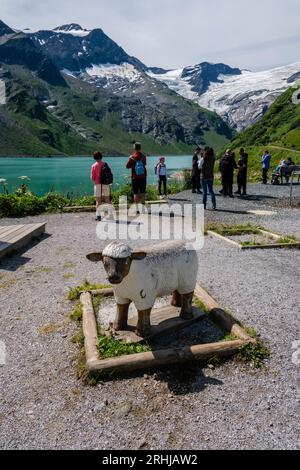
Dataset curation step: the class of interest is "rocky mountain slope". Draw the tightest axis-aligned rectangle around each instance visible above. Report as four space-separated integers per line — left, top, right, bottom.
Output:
150 62 300 131
0 21 233 155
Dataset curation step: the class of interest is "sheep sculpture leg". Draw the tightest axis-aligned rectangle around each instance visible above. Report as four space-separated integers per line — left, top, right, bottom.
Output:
171 290 182 308
180 292 194 320
114 303 131 331
136 308 152 337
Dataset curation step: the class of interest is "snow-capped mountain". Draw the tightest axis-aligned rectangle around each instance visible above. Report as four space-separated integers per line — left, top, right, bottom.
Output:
0 20 233 153
148 62 300 130
28 24 146 73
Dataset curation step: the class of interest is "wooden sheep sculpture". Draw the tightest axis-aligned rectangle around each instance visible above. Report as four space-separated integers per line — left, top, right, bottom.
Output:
87 241 198 337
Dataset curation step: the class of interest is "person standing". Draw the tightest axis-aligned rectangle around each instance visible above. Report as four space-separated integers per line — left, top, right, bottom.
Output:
261 150 272 184
235 148 248 196
155 157 167 197
192 148 202 194
201 147 216 210
219 149 237 197
126 142 147 212
90 151 112 222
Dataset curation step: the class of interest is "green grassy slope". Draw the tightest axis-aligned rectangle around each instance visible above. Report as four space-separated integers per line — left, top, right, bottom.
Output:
232 87 300 149
228 87 300 180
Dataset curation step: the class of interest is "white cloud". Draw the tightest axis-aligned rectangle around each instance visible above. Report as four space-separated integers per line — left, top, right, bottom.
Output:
1 0 300 70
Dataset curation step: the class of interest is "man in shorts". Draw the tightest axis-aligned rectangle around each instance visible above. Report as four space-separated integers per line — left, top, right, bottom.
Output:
126 142 147 213
90 151 111 221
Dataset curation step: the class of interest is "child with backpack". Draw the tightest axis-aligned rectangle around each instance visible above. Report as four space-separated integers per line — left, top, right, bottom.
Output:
90 151 113 221
126 142 147 211
155 157 167 198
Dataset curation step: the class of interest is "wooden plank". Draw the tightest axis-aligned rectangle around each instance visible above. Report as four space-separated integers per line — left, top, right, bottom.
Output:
0 225 26 240
6 224 45 244
0 225 22 237
88 339 248 375
207 230 242 248
90 288 114 297
81 282 255 376
194 284 219 310
241 243 300 250
0 223 46 259
194 284 254 342
259 229 281 240
113 305 206 344
81 292 100 367
0 224 33 243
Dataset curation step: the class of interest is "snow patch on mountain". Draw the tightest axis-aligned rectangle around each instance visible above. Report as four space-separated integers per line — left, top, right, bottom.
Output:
149 62 300 130
148 68 199 101
85 63 144 85
53 24 91 37
198 62 300 112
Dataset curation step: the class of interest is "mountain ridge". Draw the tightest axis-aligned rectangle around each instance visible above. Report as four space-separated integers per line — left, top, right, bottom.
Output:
0 20 233 156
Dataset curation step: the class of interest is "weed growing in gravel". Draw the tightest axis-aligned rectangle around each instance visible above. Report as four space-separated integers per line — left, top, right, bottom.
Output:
215 223 261 236
98 335 151 359
38 317 70 335
71 328 84 346
69 301 83 322
69 301 95 384
0 277 19 290
63 262 76 270
276 236 299 245
67 279 111 301
237 342 270 369
63 273 76 280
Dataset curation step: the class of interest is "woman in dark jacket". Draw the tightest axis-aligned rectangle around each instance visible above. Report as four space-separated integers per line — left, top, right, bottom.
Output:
219 149 237 197
202 147 216 210
191 147 202 194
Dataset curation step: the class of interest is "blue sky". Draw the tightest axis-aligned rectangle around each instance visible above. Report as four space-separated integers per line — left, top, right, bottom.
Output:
2 0 300 70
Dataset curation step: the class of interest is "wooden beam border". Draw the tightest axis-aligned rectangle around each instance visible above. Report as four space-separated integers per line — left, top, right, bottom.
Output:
80 284 256 377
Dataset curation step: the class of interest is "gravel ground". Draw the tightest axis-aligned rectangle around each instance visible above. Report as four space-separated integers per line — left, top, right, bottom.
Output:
0 183 300 450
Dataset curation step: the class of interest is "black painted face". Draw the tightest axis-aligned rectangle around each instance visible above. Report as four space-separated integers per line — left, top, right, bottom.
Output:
102 256 132 284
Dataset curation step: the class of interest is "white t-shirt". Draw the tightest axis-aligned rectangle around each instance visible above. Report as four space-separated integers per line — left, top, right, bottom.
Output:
198 157 204 170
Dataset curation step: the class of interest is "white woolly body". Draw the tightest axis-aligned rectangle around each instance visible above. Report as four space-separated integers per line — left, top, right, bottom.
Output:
111 242 198 310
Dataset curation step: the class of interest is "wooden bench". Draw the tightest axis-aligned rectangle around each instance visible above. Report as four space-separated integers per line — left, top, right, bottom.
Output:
0 223 46 260
272 165 300 185
289 166 300 205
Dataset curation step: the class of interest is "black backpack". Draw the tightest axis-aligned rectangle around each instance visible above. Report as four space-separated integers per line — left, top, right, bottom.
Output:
101 162 113 185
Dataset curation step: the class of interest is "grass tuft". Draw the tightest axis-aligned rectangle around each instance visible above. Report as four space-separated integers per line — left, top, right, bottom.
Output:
67 279 111 301
237 341 270 369
98 335 151 359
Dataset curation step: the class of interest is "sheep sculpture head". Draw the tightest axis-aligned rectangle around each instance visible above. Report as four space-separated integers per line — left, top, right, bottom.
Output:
87 242 146 285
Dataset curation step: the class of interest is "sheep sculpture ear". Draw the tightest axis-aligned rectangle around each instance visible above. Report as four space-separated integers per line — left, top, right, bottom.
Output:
131 252 147 261
86 253 103 262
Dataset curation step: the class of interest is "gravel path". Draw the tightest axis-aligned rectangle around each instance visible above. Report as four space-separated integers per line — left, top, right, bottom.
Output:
0 183 299 450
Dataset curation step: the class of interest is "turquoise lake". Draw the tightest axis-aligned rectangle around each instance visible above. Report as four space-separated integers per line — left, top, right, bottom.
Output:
0 156 191 196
